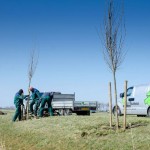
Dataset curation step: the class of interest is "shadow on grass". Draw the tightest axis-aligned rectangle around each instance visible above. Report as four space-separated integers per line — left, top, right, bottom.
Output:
80 120 149 138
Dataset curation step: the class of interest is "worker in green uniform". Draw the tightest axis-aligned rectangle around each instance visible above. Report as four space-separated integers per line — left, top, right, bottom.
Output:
29 87 41 116
38 92 53 117
12 89 28 122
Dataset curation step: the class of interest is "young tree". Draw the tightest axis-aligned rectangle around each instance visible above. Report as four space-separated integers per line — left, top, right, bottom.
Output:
102 0 126 130
26 49 39 119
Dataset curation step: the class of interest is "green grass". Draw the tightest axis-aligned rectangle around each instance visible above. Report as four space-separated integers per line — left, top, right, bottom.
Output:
1 110 150 150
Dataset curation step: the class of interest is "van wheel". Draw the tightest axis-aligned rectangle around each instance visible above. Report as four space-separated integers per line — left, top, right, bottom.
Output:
147 108 150 117
113 106 121 116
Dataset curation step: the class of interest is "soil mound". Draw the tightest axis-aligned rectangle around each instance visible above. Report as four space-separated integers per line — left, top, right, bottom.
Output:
0 111 7 115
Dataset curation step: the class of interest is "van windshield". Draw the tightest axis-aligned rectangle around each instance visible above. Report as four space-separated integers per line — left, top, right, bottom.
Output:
127 87 133 96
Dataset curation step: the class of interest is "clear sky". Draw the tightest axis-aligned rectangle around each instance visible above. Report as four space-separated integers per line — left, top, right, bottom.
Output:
0 0 150 107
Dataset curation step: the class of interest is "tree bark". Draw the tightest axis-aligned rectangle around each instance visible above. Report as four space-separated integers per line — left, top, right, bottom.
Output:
26 81 31 120
113 71 119 130
123 80 127 130
109 82 112 127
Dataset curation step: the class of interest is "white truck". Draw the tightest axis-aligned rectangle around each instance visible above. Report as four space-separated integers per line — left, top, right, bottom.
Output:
113 84 150 117
52 92 75 115
51 92 97 115
73 101 97 115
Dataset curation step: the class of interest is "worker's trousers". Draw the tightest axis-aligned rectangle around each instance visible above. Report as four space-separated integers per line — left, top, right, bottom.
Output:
30 99 39 116
39 96 53 117
12 104 21 122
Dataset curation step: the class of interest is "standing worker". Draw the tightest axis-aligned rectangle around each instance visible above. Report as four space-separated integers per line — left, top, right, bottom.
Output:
29 87 41 116
12 89 28 122
38 92 53 117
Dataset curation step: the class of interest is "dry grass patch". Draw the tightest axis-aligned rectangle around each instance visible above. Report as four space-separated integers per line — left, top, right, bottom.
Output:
1 111 150 150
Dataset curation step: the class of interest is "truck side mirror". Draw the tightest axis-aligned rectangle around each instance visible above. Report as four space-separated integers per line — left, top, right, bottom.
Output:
120 93 124 98
128 98 134 101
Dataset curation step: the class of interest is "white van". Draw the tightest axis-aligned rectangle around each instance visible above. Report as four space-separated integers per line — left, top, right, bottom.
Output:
113 84 150 117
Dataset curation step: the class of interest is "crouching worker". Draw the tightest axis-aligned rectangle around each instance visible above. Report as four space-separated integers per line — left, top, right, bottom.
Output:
38 92 53 117
29 87 41 116
12 89 28 122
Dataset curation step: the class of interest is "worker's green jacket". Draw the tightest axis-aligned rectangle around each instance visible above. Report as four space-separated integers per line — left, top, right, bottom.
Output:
14 92 28 106
30 88 41 101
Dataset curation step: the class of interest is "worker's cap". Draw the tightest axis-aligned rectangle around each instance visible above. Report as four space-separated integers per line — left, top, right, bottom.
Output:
29 87 34 91
19 89 23 94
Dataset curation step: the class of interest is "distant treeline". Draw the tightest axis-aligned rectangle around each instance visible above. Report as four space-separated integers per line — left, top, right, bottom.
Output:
0 103 109 112
0 106 15 110
96 102 109 112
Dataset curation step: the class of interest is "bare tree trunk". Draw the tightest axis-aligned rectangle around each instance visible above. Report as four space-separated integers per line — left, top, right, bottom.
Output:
113 71 119 130
26 81 31 120
26 49 38 120
109 82 112 127
123 80 127 130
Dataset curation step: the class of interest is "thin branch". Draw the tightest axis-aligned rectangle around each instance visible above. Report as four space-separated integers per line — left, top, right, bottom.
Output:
28 48 39 87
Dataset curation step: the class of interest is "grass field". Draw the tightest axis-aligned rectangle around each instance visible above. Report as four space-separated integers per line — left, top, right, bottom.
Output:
0 110 150 150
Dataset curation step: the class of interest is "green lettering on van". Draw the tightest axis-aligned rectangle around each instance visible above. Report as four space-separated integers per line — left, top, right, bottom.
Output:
122 98 125 104
144 91 150 105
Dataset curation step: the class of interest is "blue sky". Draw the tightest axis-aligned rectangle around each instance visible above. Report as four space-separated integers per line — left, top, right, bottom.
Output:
0 0 150 107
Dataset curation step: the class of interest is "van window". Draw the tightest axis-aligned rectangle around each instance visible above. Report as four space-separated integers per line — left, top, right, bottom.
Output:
127 87 133 96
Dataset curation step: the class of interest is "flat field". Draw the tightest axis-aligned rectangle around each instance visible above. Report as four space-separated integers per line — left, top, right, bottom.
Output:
0 110 150 150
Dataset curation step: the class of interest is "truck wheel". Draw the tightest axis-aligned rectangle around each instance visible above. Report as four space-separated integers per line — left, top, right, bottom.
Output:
76 111 85 115
64 109 70 116
69 109 72 115
113 106 121 116
58 109 64 116
86 111 90 116
147 107 150 117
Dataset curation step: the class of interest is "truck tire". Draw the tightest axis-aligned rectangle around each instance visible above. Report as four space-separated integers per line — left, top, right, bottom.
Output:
58 109 64 116
76 111 90 116
113 106 121 116
76 111 84 115
147 107 150 117
64 109 71 116
86 111 90 116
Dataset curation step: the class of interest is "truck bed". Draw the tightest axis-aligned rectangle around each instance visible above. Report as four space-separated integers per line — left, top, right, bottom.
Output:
52 93 75 109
